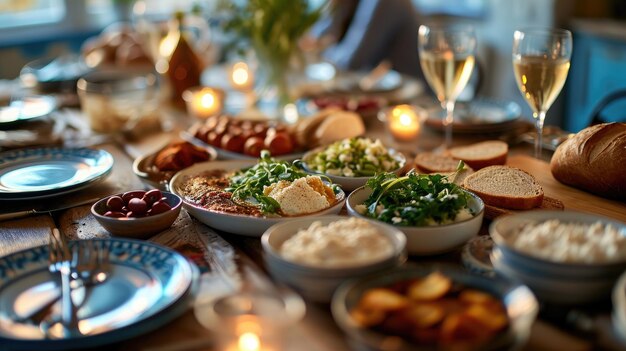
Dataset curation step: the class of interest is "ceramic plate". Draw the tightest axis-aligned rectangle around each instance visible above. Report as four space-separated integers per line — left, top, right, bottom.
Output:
180 131 305 161
0 147 114 200
169 160 346 237
132 142 218 191
425 98 521 134
0 238 197 350
0 96 57 127
333 70 403 94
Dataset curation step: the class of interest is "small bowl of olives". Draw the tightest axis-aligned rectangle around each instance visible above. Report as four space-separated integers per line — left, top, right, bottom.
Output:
91 189 182 239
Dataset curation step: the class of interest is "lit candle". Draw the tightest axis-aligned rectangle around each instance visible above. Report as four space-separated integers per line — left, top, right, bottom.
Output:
224 316 275 351
183 87 224 119
230 62 254 91
387 104 421 141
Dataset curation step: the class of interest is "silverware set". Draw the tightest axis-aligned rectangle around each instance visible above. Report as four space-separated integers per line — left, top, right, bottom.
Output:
23 229 111 338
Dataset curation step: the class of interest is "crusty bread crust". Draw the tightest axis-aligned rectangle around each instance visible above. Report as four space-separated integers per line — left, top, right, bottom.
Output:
550 122 626 201
447 141 508 170
462 165 544 210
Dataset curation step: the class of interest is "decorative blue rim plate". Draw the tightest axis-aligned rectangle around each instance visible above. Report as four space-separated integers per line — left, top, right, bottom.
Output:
0 147 114 200
0 238 198 350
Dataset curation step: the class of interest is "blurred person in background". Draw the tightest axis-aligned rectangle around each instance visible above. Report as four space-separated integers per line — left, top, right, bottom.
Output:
308 0 422 79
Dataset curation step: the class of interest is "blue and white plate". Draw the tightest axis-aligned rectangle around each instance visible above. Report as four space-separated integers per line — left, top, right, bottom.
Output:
0 147 114 200
0 238 198 350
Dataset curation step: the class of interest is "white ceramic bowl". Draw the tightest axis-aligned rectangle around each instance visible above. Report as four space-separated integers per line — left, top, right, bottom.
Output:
346 186 484 255
170 161 346 237
261 215 407 302
492 248 615 305
331 265 538 351
490 210 626 305
301 146 407 192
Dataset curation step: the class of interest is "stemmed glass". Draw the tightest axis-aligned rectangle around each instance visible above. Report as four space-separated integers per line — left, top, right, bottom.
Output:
512 28 572 158
418 24 476 150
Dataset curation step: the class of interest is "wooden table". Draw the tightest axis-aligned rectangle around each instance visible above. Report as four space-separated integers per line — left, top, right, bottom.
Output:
1 109 625 351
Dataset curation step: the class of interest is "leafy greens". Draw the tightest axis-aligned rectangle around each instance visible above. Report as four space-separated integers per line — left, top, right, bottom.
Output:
362 162 472 226
226 150 337 214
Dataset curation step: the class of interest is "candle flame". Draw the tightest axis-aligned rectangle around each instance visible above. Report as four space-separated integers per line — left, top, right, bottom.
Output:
232 63 250 86
200 92 216 108
399 113 413 126
238 332 260 351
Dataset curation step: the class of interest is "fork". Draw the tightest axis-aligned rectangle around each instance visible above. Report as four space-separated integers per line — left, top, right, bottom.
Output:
71 240 110 295
42 229 80 338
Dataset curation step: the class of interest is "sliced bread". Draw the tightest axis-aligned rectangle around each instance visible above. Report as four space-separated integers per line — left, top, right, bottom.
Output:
414 152 462 173
447 141 508 170
462 165 544 210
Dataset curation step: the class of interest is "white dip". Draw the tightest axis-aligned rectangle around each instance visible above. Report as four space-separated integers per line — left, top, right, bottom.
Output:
280 218 394 267
506 220 626 263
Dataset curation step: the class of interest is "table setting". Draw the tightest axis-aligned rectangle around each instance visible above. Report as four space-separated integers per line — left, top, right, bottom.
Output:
1 2 626 351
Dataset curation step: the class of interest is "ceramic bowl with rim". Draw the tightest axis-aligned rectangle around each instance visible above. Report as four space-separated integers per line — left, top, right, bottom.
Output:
261 215 407 302
170 160 346 237
331 265 538 351
132 141 217 190
301 145 407 192
91 190 182 239
612 270 626 347
346 186 484 255
489 210 626 305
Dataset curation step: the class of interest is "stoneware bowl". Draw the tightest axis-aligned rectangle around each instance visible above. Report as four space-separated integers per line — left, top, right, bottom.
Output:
261 215 407 302
346 186 484 255
91 190 182 239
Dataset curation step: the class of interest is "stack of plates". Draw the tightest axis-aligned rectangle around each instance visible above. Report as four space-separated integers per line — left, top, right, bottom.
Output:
424 98 522 134
0 147 113 201
0 238 198 350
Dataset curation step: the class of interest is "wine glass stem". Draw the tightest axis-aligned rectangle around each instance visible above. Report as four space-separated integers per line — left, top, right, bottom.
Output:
443 100 455 149
534 111 546 159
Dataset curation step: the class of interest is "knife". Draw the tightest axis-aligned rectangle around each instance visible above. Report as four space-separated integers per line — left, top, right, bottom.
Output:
0 197 100 222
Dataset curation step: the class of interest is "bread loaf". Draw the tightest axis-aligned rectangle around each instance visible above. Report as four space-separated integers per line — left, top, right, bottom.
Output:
550 122 626 201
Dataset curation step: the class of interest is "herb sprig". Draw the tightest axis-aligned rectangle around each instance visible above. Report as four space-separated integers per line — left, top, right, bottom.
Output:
363 162 471 226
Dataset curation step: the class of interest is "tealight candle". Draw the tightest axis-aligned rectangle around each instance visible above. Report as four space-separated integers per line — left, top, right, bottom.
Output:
387 104 422 141
194 291 305 351
230 62 254 91
183 87 224 119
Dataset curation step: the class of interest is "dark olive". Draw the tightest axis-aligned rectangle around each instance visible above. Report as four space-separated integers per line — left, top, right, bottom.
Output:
106 196 124 211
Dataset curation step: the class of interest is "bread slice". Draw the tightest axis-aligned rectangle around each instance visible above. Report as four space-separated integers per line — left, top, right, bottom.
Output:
462 165 544 210
414 152 462 173
447 141 508 170
313 111 365 147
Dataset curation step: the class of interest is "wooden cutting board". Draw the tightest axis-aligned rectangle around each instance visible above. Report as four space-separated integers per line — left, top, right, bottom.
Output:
506 155 626 223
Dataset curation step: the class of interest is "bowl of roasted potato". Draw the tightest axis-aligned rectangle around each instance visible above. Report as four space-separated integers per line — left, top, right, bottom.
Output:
331 265 538 351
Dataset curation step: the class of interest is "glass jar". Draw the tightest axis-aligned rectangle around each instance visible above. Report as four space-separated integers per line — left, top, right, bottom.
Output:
77 69 160 133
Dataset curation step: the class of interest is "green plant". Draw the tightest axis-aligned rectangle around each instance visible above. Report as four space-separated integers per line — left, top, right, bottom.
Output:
219 0 324 104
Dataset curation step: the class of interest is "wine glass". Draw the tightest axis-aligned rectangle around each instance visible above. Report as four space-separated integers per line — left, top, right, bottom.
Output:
418 24 476 150
512 28 572 158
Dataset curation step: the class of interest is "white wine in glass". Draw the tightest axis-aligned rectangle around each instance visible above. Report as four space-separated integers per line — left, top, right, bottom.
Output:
512 29 572 158
419 25 476 149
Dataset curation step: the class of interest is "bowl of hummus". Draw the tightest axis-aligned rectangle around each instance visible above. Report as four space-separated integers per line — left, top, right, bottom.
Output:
261 215 407 302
